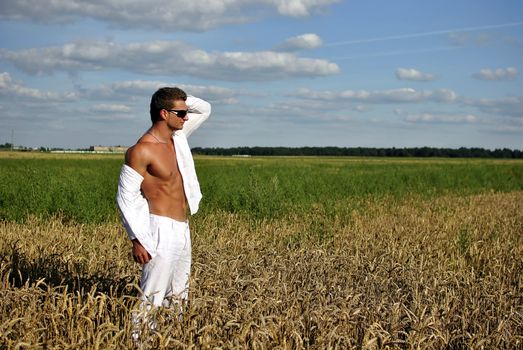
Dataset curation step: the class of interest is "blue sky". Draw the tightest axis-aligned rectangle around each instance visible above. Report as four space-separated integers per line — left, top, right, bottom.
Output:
0 0 522 149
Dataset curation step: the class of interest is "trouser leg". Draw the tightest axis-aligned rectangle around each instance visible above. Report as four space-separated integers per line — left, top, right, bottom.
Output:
163 224 191 309
132 216 191 345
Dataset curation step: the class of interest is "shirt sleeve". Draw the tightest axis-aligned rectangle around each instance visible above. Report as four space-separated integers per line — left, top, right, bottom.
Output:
183 95 211 138
115 164 157 258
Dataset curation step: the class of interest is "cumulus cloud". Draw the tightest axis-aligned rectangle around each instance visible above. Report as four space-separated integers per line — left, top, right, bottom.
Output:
0 40 340 81
291 87 458 103
405 113 478 124
276 33 323 51
473 67 519 81
0 72 76 101
395 68 434 81
0 0 338 31
85 79 246 104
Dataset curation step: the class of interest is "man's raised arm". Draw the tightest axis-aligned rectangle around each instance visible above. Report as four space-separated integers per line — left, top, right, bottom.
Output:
183 95 211 138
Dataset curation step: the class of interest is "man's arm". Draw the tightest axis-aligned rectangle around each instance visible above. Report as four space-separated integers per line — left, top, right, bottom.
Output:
183 95 211 138
117 145 154 264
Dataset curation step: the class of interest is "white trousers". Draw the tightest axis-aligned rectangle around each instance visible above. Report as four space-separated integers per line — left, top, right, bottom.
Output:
140 214 192 308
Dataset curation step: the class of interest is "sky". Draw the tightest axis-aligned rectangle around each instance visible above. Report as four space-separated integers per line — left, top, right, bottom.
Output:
0 0 522 150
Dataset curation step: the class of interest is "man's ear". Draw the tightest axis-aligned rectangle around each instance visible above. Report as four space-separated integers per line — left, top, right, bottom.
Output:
159 109 169 122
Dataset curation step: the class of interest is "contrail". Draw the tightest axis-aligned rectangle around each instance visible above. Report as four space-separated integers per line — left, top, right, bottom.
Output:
325 21 523 47
330 46 462 61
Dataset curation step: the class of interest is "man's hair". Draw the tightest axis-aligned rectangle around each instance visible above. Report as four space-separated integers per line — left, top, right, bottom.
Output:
150 87 187 123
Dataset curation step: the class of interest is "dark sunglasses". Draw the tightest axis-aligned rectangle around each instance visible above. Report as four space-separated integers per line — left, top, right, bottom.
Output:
166 109 188 118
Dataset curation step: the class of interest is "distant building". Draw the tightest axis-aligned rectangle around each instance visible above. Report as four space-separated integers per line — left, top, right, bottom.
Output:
90 146 128 153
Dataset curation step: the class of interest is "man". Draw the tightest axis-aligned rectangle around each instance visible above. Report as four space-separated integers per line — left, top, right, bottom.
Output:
116 87 211 311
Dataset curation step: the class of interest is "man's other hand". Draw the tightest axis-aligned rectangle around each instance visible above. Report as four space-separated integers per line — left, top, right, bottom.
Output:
132 239 152 264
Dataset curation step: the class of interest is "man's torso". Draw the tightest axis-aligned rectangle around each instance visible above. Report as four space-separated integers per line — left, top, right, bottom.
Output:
137 136 187 221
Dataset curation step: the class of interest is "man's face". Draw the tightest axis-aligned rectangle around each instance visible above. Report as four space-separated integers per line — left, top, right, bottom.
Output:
165 99 189 131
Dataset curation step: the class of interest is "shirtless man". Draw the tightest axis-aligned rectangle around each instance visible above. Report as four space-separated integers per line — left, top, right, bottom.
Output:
116 87 211 309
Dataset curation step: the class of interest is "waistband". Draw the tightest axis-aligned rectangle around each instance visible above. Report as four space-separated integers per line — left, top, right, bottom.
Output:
149 213 188 226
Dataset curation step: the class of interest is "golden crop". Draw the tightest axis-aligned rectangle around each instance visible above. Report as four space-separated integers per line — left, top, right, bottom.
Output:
1 191 522 349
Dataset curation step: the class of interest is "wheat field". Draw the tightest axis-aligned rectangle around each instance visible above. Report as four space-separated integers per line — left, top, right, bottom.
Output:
0 154 522 349
2 194 522 348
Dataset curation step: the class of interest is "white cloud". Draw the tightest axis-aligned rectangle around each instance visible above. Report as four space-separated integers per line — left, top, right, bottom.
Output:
484 117 523 134
292 87 458 103
271 0 338 17
276 33 323 51
0 72 77 101
85 80 247 104
91 104 132 113
0 0 338 31
463 95 523 118
84 80 168 100
473 67 519 81
242 100 356 123
395 68 434 81
1 40 340 81
0 74 249 130
405 113 478 124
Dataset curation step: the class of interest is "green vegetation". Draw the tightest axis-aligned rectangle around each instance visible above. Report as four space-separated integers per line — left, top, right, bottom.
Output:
0 153 521 223
0 157 122 223
197 157 522 220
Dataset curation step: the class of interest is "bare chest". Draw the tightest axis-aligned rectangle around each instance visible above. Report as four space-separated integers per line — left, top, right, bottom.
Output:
146 145 180 181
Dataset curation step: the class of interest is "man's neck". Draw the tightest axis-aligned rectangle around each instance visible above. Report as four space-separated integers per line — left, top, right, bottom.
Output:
149 123 173 143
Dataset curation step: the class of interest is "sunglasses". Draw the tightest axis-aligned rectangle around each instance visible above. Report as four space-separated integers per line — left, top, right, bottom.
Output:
166 109 188 118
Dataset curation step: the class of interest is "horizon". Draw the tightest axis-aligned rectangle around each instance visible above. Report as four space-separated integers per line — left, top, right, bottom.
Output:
3 142 522 153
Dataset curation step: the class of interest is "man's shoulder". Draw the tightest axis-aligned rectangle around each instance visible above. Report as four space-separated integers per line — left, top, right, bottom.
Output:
125 140 156 165
129 133 162 152
127 141 148 154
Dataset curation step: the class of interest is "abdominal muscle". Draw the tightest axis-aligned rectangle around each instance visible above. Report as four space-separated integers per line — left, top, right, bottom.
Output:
141 171 188 222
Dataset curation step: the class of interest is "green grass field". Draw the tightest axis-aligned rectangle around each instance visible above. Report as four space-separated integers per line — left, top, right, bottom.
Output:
1 152 521 223
0 152 522 349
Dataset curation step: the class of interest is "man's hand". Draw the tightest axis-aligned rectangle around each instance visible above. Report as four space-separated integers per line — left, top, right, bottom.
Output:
132 239 152 264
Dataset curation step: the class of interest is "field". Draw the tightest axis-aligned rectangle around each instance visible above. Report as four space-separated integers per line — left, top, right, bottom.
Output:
0 152 522 349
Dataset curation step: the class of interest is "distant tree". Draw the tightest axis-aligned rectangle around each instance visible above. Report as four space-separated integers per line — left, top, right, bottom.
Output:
192 146 522 158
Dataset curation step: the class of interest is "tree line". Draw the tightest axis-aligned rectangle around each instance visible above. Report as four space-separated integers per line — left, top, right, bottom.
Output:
192 146 523 158
1 143 521 158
